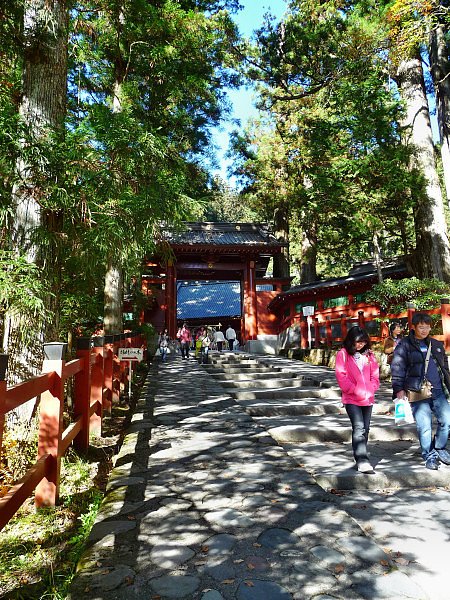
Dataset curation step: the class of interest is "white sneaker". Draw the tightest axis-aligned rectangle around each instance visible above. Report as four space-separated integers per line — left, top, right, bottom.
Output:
357 461 374 474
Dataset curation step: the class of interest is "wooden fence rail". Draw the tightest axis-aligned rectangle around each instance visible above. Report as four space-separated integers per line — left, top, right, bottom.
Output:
281 298 450 352
0 332 146 532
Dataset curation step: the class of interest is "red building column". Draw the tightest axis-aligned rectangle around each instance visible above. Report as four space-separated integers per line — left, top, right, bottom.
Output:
165 260 177 339
441 298 450 351
243 259 258 341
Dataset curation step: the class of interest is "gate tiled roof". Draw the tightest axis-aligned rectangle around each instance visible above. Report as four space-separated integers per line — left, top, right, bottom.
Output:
164 222 283 248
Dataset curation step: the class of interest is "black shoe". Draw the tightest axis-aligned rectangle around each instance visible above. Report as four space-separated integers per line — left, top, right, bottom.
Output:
436 448 450 465
425 455 440 470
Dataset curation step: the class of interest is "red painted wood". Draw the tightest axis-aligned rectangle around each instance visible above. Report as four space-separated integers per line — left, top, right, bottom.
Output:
4 373 55 413
0 455 48 531
441 300 450 351
90 346 103 436
35 358 65 507
74 349 90 453
61 418 83 455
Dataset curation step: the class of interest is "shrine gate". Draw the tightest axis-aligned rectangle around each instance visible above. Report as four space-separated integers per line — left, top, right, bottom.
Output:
141 222 290 348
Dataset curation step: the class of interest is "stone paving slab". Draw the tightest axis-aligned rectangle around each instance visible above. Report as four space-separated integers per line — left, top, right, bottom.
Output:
69 354 449 600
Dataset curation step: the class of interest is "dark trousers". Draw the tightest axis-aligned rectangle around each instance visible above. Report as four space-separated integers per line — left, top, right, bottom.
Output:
181 342 190 358
228 339 234 351
345 404 373 463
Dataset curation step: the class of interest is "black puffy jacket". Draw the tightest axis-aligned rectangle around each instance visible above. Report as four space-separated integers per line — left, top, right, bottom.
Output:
391 332 450 396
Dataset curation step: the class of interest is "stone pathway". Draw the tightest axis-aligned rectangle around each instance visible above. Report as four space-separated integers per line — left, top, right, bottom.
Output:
69 353 450 600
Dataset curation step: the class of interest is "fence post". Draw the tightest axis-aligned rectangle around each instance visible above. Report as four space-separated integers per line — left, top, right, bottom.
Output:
0 354 8 453
358 310 365 329
326 317 332 347
314 318 320 349
300 318 309 350
340 314 347 341
74 337 91 453
103 335 114 415
35 342 67 508
407 302 415 331
90 336 104 436
112 334 121 404
441 298 450 352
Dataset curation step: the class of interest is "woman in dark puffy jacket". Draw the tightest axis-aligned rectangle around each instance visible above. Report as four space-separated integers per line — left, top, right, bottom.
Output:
391 312 450 470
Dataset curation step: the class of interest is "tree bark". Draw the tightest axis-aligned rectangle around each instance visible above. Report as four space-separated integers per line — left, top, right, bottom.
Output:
104 257 124 334
6 0 68 391
272 202 290 278
395 55 450 282
300 227 318 284
429 22 450 206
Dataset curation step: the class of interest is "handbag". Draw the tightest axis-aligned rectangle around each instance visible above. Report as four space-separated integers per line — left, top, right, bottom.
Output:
407 344 433 403
394 397 415 425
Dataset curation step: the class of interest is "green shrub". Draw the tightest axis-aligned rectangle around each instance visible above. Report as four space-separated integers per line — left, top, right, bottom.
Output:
366 277 450 314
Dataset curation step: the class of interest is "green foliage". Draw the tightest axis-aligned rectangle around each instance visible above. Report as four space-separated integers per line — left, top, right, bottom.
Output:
365 277 450 313
230 0 422 281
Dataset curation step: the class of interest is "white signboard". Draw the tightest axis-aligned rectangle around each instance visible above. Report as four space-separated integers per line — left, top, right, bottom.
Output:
302 306 315 317
118 347 144 362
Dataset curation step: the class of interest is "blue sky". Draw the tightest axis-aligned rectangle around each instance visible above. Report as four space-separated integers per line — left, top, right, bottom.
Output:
210 0 287 182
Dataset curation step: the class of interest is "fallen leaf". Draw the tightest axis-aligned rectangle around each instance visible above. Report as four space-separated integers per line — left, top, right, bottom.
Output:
245 581 255 587
253 543 262 548
334 564 345 574
270 499 280 504
201 546 209 553
247 563 255 570
84 588 91 593
151 595 162 600
330 489 346 497
221 579 235 585
380 559 390 567
125 576 133 585
127 515 136 520
284 486 292 491
394 557 410 566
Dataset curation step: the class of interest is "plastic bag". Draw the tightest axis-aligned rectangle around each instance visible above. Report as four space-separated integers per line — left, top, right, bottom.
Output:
394 398 415 426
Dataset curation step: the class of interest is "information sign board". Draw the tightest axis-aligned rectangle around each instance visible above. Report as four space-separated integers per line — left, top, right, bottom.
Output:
118 347 144 362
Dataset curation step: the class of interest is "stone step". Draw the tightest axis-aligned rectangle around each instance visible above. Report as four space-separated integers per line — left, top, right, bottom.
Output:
218 377 319 390
281 441 450 490
208 371 297 381
260 413 416 444
231 386 342 400
205 366 276 374
239 398 341 417
236 397 390 417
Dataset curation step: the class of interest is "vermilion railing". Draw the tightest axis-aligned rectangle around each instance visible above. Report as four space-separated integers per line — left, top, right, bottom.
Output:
281 298 450 352
0 332 146 531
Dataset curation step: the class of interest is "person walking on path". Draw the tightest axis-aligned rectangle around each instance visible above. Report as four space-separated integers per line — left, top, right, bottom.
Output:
158 328 170 362
225 324 236 351
335 326 380 474
177 322 192 360
391 312 450 470
200 327 212 364
383 322 403 365
214 328 225 352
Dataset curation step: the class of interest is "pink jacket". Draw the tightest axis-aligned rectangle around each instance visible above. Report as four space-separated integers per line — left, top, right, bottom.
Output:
335 348 380 406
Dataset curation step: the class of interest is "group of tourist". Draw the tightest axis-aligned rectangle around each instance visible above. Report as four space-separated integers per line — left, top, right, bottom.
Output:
157 323 239 363
335 313 450 473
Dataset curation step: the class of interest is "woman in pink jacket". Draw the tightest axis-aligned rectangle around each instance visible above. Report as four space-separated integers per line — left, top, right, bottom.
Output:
335 326 380 473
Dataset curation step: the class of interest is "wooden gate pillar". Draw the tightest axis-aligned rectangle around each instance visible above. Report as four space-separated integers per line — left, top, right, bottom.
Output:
243 259 257 341
165 260 177 339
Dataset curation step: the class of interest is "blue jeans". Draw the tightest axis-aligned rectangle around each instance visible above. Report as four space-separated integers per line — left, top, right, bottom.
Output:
411 391 450 459
160 346 167 361
345 404 373 463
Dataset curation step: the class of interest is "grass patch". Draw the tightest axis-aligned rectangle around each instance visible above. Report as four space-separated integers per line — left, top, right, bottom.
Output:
0 451 103 599
0 362 149 599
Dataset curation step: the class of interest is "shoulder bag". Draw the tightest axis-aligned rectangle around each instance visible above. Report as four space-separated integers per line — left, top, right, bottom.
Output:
408 343 433 403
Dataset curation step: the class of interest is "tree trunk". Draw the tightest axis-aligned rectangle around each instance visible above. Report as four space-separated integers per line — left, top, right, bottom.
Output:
273 203 290 278
6 0 68 393
429 22 450 206
104 257 124 334
300 227 318 284
395 55 450 282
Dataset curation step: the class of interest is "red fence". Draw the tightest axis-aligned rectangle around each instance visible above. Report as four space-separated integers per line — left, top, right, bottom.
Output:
0 332 146 532
280 298 450 352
